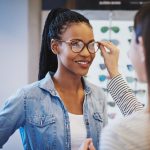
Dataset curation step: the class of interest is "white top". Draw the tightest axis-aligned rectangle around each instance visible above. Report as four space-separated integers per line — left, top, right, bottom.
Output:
68 112 87 150
100 111 150 150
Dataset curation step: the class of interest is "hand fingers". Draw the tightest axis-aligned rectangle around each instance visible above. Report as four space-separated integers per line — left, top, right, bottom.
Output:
89 142 96 150
100 41 119 54
99 43 110 58
99 44 106 57
79 138 92 150
83 138 92 149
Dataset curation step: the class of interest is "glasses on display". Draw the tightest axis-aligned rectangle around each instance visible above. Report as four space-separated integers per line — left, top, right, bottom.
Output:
128 26 134 32
107 101 116 107
98 75 110 82
55 39 100 54
128 39 132 44
133 89 146 96
101 39 119 46
101 26 120 33
127 64 134 71
126 76 137 83
102 88 108 93
99 63 106 70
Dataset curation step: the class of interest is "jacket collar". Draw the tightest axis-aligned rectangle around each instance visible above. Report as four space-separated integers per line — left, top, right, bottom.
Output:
38 72 91 96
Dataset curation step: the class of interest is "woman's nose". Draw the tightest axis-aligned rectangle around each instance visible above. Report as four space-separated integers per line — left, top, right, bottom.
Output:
79 46 91 56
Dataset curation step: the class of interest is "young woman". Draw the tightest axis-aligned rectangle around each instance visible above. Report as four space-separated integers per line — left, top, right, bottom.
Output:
99 4 150 150
0 8 143 150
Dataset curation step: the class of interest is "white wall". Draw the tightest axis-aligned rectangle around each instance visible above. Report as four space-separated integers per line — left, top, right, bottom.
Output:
0 0 41 149
0 0 28 149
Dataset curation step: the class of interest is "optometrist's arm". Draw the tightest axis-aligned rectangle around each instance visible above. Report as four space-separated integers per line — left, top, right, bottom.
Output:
0 89 25 148
99 41 144 116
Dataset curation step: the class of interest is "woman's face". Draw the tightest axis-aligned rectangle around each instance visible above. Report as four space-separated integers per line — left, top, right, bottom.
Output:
128 32 147 82
55 23 95 77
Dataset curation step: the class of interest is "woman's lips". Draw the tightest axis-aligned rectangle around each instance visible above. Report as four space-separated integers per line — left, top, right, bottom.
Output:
75 60 91 68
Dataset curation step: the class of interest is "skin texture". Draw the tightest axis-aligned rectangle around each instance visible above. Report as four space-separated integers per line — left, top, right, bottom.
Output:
51 23 95 115
54 23 95 77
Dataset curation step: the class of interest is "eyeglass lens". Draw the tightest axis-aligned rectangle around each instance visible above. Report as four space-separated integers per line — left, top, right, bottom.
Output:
71 40 99 53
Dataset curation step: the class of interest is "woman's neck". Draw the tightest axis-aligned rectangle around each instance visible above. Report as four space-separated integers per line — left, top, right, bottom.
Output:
53 70 83 93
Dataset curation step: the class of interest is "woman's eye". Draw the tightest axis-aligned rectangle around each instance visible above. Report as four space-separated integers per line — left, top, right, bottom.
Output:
71 42 81 47
71 41 80 46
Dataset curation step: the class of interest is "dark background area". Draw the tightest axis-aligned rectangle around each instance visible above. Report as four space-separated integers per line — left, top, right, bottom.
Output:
42 0 150 10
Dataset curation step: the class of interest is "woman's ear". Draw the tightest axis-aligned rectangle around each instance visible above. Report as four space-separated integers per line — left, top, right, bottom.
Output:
138 36 145 62
51 39 59 55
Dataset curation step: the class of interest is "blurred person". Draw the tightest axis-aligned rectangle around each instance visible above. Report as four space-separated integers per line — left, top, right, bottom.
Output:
99 4 150 150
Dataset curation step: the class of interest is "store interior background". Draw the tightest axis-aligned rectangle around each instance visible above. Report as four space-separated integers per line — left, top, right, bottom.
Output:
0 0 149 149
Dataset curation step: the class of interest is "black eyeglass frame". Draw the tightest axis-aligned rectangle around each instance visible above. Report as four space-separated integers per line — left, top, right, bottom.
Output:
54 39 100 54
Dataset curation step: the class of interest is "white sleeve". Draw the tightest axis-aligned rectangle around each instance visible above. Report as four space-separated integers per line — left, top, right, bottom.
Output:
100 119 129 150
100 126 125 150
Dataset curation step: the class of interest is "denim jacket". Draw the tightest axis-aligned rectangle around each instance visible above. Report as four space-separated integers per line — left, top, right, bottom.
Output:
0 72 107 150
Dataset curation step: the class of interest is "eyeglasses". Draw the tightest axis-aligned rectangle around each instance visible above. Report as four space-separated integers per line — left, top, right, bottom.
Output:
101 39 119 46
127 64 134 72
128 39 132 44
107 101 116 107
102 88 108 93
98 75 110 82
99 63 106 70
101 26 120 33
126 76 137 83
133 89 146 96
128 26 134 32
55 39 100 54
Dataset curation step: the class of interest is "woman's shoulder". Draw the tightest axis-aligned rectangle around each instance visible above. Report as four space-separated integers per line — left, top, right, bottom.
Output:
16 79 47 100
21 80 40 91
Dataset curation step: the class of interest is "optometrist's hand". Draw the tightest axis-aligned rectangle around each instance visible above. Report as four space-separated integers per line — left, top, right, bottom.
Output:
78 138 95 150
99 41 120 78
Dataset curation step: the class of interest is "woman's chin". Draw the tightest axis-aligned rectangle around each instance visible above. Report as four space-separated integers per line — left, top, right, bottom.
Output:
80 71 89 77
